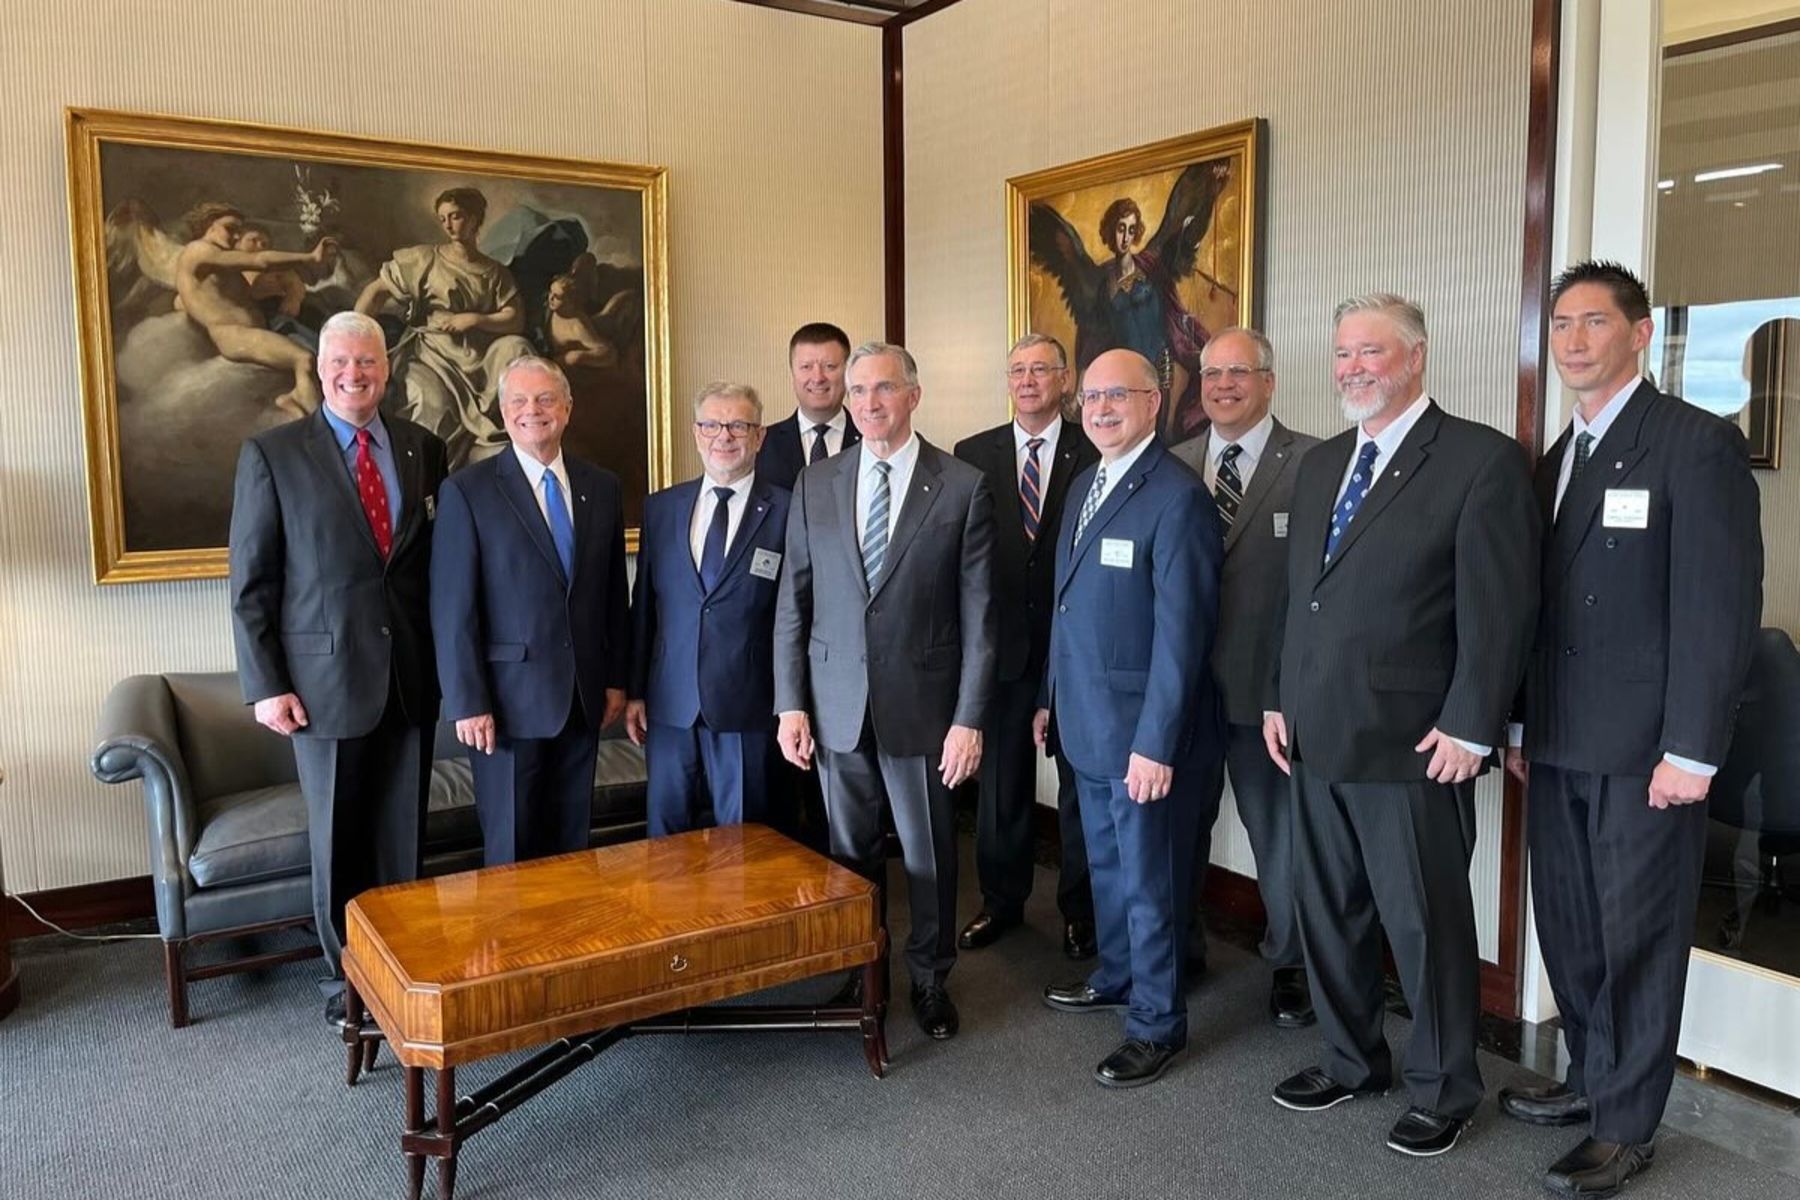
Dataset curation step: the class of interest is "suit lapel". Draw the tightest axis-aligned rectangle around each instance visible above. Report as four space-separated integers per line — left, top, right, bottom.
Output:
831 450 869 599
871 441 946 601
1223 421 1295 554
497 450 568 586
1317 403 1442 582
713 477 775 594
303 410 382 561
387 422 428 560
1039 423 1089 538
1552 385 1657 576
1057 439 1162 593
568 459 597 591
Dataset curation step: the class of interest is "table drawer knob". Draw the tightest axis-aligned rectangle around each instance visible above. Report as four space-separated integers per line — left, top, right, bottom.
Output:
669 955 689 973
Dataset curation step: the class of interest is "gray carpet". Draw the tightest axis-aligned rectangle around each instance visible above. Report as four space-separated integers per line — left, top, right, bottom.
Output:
4 862 1797 1200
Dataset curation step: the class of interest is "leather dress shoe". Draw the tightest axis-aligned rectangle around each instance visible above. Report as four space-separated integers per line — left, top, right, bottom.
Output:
1544 1137 1653 1198
1272 1066 1389 1111
1498 1082 1591 1127
1094 1038 1181 1088
1270 966 1315 1028
957 910 1019 950
1042 981 1128 1014
1386 1106 1467 1157
910 983 959 1040
1062 919 1097 960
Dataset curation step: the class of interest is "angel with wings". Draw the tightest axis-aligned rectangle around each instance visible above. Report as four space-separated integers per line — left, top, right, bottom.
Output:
1028 159 1233 439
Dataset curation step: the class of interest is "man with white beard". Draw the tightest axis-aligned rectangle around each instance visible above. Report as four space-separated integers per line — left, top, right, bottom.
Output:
1261 293 1539 1158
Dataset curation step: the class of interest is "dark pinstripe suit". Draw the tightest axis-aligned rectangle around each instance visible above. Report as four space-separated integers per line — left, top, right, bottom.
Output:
1271 400 1539 1119
1520 382 1762 1144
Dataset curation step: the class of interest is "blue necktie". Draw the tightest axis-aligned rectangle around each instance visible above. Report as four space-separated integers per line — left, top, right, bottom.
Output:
1323 441 1381 565
699 485 733 591
542 470 575 581
862 461 891 587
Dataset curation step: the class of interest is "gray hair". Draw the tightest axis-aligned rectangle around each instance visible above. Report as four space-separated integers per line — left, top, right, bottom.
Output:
1202 326 1275 371
319 310 387 349
1009 332 1068 368
1332 292 1428 350
846 340 919 388
497 354 572 403
692 381 764 422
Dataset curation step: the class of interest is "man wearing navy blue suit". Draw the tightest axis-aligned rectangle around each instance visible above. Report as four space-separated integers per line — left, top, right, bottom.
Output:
1036 348 1225 1089
626 383 791 835
430 356 629 865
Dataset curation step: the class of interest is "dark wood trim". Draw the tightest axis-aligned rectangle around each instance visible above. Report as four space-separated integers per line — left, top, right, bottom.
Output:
881 21 905 344
3 874 154 940
882 0 966 29
1665 15 1800 57
0 955 17 1021
729 0 891 27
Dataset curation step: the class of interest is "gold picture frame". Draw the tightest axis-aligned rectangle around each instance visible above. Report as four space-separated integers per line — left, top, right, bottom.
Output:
66 106 671 583
1007 119 1267 441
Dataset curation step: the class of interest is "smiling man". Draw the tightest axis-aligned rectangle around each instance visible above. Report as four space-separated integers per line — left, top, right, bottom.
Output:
430 355 629 866
228 311 448 1029
757 322 862 490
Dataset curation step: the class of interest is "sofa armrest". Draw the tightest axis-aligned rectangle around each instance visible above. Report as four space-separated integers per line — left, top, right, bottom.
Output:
91 674 196 939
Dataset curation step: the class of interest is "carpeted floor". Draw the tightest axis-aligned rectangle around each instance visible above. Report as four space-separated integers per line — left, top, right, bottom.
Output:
4 860 1797 1200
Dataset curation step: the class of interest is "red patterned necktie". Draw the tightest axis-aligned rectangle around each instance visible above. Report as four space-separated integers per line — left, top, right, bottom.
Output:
354 428 393 557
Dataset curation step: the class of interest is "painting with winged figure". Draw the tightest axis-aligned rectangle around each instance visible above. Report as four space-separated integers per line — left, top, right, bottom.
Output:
1008 121 1266 442
67 108 669 583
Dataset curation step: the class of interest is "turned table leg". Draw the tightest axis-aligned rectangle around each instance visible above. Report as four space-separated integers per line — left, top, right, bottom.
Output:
436 1068 459 1200
404 1067 425 1200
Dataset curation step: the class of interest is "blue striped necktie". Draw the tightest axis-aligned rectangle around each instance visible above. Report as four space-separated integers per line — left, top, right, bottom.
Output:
1020 437 1044 541
1323 441 1380 565
862 460 891 587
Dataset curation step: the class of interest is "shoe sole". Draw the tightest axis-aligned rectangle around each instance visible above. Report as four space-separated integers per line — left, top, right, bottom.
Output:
1386 1123 1466 1158
1272 1086 1388 1112
1272 1011 1317 1030
1542 1154 1652 1199
1094 1052 1180 1089
1042 995 1128 1014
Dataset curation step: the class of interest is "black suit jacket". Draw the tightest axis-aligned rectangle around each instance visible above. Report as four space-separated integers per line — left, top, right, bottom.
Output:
229 409 449 739
757 410 862 492
953 419 1098 683
1271 401 1540 782
1520 382 1762 774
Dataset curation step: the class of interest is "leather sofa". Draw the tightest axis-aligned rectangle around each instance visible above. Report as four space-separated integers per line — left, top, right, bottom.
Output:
91 671 648 1027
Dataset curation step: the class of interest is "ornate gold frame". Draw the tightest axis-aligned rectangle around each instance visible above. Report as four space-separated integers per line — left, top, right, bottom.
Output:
66 106 671 583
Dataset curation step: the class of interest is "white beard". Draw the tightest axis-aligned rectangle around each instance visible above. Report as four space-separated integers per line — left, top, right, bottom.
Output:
1338 391 1387 423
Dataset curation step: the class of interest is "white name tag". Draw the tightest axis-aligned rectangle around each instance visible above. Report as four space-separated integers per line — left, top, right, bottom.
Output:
424 495 436 520
1099 538 1135 569
1602 489 1649 529
1272 512 1289 539
749 548 782 580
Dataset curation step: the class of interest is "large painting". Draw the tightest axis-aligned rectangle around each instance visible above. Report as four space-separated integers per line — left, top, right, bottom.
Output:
66 107 670 583
1007 120 1266 442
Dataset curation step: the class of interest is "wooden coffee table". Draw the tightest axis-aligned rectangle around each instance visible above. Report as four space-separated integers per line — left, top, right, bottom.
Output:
340 824 887 1200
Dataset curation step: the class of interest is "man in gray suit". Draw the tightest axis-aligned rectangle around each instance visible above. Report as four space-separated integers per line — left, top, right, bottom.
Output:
1170 327 1317 1027
775 341 997 1041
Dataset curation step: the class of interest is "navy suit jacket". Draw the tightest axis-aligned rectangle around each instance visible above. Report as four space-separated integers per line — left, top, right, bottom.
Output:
629 474 791 732
756 410 861 492
430 450 629 739
1043 438 1224 776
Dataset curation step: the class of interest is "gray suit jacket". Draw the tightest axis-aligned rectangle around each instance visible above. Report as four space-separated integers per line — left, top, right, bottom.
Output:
1172 419 1319 727
773 437 998 757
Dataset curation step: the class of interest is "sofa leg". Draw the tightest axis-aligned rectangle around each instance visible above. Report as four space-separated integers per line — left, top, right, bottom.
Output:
164 940 189 1028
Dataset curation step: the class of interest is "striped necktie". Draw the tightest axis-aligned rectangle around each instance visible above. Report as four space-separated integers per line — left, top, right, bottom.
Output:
1214 443 1244 530
1020 437 1044 541
1072 464 1107 547
862 460 891 587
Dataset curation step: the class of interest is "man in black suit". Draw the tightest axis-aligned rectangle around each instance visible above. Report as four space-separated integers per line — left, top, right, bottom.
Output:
1264 293 1539 1157
1501 262 1762 1198
228 310 449 1026
953 334 1099 960
1170 327 1318 1025
757 322 862 491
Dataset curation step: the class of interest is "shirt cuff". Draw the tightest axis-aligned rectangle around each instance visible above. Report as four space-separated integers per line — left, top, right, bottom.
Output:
1452 736 1492 757
1664 753 1717 777
1505 722 1523 749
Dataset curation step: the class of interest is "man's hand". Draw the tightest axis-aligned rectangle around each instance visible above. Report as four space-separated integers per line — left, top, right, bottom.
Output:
1649 759 1711 809
778 711 814 770
254 693 309 736
1124 753 1173 805
456 714 497 755
941 725 983 788
624 700 648 747
1262 711 1290 776
600 688 627 729
1504 747 1529 784
428 312 480 334
1417 728 1482 784
1032 708 1050 748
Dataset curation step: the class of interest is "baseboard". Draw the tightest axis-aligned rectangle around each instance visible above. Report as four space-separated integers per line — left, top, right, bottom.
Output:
4 875 154 940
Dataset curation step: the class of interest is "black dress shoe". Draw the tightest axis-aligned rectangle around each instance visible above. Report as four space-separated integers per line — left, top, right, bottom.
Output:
1269 966 1315 1028
910 984 959 1040
1498 1082 1591 1127
324 991 347 1025
957 910 1019 950
1042 981 1128 1013
1094 1038 1181 1088
1272 1066 1389 1111
1544 1137 1654 1198
1386 1107 1467 1157
1062 920 1097 960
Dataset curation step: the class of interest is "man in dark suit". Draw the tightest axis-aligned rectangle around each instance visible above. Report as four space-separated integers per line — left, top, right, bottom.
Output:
953 333 1099 961
774 341 996 1041
228 311 448 1025
1501 261 1762 1198
429 356 628 865
1170 327 1318 1025
627 382 791 835
1264 293 1539 1157
757 322 862 491
1036 348 1225 1089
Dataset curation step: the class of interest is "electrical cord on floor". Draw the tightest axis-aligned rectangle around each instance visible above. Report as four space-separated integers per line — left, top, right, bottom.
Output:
4 889 161 942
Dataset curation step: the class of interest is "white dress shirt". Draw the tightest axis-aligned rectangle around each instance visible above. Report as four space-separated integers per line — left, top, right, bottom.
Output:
1204 413 1274 490
1077 430 1159 519
802 408 852 460
688 471 757 569
1333 393 1431 506
512 445 573 531
1014 415 1064 484
855 432 921 543
1553 375 1639 516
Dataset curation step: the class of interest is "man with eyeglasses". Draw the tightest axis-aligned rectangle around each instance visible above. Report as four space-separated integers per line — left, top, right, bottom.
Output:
1036 348 1224 1088
953 334 1100 961
775 341 997 1041
758 322 862 490
430 355 629 866
627 383 791 835
1170 328 1319 1026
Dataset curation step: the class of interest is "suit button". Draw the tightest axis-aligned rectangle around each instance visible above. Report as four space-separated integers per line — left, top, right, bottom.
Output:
380 626 391 637
1584 595 1596 606
1309 601 1320 612
869 607 879 617
1605 537 1618 549
1564 647 1579 656
1058 605 1067 614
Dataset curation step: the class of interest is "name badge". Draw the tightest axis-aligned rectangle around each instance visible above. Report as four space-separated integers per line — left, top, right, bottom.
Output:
1602 489 1649 530
749 548 783 580
1099 538 1134 569
1272 512 1289 539
424 496 436 520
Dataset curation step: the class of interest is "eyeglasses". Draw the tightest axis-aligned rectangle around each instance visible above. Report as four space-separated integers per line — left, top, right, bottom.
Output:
1078 387 1159 406
1198 365 1271 384
1007 363 1063 380
695 420 759 439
